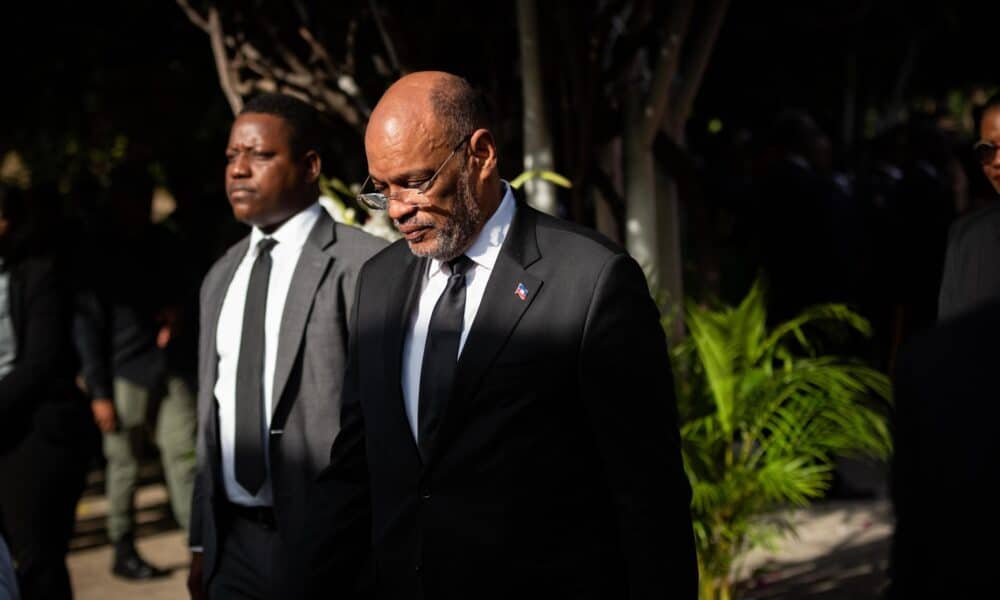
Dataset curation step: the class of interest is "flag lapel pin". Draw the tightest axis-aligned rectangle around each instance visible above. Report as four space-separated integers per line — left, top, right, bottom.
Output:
514 282 529 301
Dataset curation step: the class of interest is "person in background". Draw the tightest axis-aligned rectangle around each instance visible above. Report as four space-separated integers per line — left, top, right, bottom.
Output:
187 93 386 600
73 162 198 580
937 93 1000 321
0 184 92 599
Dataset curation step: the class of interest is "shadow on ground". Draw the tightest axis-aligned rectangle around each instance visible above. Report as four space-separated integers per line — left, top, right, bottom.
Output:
738 533 889 599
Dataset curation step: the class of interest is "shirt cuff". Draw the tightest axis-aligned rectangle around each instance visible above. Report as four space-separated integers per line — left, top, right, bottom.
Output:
190 546 204 553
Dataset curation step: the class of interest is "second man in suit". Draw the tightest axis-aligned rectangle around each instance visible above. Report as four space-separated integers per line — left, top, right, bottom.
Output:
308 71 697 599
187 93 386 599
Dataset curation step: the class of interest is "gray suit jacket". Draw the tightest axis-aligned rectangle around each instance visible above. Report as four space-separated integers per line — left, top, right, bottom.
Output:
189 209 386 586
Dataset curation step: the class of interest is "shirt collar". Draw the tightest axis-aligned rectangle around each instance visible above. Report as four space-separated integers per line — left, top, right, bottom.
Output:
428 181 517 278
249 202 323 255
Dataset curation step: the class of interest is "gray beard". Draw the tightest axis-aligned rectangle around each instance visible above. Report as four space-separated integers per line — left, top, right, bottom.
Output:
414 167 482 261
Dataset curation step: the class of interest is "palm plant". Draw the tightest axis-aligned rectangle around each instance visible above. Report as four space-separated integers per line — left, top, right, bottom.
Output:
670 279 892 600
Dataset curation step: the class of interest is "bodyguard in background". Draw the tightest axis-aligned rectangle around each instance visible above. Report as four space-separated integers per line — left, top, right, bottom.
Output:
937 93 1000 321
0 184 92 599
73 162 198 580
187 94 385 599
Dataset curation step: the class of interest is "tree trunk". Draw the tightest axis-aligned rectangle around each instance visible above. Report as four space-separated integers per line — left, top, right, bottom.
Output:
516 0 558 215
623 93 659 290
655 167 685 343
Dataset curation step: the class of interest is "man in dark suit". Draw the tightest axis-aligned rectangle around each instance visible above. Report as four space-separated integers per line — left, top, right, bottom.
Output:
937 93 1000 321
888 298 1000 598
0 184 92 600
187 94 385 599
308 71 697 599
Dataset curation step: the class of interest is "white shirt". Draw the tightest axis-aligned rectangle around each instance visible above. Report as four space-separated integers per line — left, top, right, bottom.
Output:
0 261 17 380
401 183 517 442
214 202 322 506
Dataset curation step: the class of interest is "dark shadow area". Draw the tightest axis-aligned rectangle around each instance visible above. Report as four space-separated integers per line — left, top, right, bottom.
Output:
738 537 889 600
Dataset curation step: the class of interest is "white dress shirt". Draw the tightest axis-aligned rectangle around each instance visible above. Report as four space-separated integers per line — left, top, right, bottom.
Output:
214 202 322 506
401 183 517 442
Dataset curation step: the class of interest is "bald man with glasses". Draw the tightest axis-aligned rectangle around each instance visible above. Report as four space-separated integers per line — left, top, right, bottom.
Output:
306 71 697 600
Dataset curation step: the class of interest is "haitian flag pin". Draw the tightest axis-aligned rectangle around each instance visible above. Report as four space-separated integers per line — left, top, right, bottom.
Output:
514 282 529 301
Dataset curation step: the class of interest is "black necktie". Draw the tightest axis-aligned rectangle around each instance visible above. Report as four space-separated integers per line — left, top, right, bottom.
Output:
235 237 277 495
418 255 474 462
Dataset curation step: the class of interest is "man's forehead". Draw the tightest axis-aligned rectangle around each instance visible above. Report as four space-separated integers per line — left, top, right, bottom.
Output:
229 112 292 143
365 113 448 161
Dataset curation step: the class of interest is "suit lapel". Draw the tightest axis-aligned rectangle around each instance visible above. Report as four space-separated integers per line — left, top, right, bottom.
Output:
432 202 543 462
382 248 427 454
202 238 249 487
270 213 335 417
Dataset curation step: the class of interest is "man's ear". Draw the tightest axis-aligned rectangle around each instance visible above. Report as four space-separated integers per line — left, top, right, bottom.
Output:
304 150 322 183
469 129 497 180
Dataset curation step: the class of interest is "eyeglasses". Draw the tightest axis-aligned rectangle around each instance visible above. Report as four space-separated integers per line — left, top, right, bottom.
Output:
357 134 472 210
974 140 998 165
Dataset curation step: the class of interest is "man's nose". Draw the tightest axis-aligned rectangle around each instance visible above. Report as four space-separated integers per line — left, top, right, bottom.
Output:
229 155 251 177
386 195 417 221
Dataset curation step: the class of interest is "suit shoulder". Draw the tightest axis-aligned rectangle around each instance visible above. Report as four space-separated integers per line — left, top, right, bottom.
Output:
207 236 248 276
332 223 390 263
947 203 1000 245
201 235 248 293
360 238 412 272
898 299 1000 381
530 207 627 264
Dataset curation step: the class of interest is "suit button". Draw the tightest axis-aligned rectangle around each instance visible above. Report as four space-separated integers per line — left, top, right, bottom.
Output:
415 563 422 573
420 488 431 500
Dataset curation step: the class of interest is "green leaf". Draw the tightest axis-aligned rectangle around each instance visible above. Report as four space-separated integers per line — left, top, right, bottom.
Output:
509 170 535 189
509 169 573 189
539 170 573 188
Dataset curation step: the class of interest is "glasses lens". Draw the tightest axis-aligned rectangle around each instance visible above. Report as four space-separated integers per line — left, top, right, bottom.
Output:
357 192 388 210
975 142 997 165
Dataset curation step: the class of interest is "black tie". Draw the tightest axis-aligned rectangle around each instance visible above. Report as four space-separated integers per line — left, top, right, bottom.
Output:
418 255 474 462
235 237 277 495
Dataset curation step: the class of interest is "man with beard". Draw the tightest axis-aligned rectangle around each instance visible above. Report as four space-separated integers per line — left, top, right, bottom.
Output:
187 93 385 599
306 71 697 599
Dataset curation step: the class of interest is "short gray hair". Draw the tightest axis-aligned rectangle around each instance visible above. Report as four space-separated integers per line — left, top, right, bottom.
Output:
429 77 492 145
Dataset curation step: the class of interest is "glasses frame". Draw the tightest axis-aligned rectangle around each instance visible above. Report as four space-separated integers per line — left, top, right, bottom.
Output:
357 133 473 210
974 140 998 166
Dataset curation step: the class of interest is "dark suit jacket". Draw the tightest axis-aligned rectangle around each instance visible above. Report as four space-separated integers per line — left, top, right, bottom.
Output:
888 298 1000 598
1 256 88 452
190 210 386 589
937 202 1000 321
309 202 697 599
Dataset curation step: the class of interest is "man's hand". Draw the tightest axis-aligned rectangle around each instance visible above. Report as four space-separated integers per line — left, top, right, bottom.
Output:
156 307 180 349
188 551 206 600
90 398 117 433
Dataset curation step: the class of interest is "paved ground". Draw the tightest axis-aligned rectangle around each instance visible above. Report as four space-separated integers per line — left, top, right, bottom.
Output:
66 458 893 599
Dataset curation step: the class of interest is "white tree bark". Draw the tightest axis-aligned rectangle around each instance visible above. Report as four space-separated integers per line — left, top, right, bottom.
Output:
655 168 685 343
623 92 660 289
516 0 558 215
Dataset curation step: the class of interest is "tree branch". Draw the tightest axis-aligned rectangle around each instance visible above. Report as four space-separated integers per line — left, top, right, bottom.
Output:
207 7 243 115
176 0 209 34
368 0 403 75
641 0 694 146
666 0 730 138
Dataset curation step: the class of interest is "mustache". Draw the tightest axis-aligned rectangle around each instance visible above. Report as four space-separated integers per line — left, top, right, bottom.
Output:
227 184 256 194
393 214 435 229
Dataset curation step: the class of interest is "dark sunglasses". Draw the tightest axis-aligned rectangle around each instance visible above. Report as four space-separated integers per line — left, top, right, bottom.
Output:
974 140 998 165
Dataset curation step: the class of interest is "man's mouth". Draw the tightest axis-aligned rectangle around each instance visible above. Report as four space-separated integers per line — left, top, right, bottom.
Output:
396 224 431 242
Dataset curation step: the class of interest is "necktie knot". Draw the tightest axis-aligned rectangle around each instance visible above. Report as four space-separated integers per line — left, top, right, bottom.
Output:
257 237 278 255
446 255 474 280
